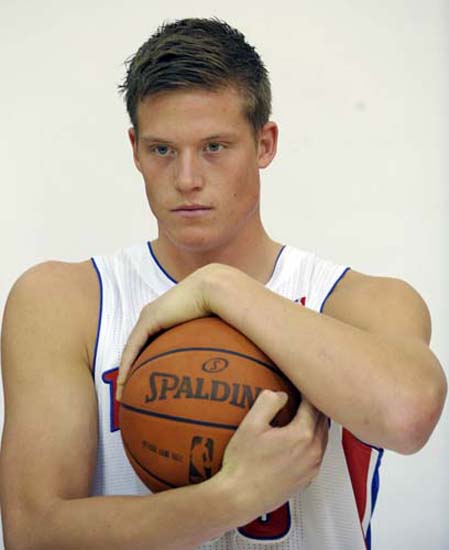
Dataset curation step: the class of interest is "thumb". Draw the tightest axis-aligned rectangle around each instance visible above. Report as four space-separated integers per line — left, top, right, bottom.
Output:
240 390 289 430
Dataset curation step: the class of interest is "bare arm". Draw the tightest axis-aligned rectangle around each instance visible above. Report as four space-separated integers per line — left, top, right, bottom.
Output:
0 262 326 549
118 264 447 454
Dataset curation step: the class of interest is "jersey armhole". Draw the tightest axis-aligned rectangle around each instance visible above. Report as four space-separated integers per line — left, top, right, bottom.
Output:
90 258 104 381
319 267 351 313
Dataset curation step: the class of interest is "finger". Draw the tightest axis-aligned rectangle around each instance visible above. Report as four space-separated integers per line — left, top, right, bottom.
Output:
116 321 155 401
239 390 289 431
288 397 322 429
313 412 330 455
312 408 329 435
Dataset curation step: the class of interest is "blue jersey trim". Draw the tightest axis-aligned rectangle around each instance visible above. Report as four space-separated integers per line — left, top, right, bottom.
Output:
366 448 384 549
147 242 178 284
147 242 287 287
265 245 286 285
319 266 351 313
90 258 104 380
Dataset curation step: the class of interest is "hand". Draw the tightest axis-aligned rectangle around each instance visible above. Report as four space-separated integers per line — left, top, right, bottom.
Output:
116 264 222 400
215 390 328 522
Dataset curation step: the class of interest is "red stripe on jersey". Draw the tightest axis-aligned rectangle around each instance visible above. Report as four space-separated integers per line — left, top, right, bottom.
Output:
342 428 372 530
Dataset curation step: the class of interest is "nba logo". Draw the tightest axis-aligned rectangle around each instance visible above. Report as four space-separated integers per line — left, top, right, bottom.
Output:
189 436 214 483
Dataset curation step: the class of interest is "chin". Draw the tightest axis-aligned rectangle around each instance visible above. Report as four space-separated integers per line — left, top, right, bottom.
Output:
165 229 228 254
174 238 221 254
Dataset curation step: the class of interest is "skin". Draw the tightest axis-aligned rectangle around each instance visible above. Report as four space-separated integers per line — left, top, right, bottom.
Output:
128 86 281 281
1 86 446 550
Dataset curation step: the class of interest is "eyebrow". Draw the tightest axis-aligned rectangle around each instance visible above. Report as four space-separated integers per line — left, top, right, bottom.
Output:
201 133 238 142
140 135 172 144
140 133 238 144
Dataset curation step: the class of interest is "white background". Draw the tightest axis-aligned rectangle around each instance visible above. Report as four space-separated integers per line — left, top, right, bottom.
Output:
1 1 448 548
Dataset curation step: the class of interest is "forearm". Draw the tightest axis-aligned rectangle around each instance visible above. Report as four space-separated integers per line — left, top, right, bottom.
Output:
206 266 443 452
8 477 242 550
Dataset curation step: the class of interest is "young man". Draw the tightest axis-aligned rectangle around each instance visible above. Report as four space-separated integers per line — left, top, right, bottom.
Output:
1 18 446 550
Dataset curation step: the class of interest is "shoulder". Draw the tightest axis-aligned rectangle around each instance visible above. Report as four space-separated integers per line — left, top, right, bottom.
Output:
11 259 97 290
323 270 432 343
7 259 98 308
3 260 99 367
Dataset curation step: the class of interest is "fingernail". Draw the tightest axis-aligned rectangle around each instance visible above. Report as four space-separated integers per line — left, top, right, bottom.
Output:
277 391 288 403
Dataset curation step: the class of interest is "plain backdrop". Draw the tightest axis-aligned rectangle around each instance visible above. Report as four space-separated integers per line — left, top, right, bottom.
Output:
1 1 448 548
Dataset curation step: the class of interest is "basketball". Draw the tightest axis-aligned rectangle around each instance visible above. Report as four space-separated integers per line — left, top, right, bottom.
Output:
119 316 301 493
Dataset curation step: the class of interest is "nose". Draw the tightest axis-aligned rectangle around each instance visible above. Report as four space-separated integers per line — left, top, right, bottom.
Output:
174 150 204 193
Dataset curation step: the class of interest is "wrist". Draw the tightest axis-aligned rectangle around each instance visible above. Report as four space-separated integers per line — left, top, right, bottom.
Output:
204 468 256 528
199 263 241 314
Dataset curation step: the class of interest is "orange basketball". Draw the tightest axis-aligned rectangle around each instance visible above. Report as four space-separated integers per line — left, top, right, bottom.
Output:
119 316 300 493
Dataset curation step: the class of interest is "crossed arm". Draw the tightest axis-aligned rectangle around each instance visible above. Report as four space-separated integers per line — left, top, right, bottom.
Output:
119 262 446 453
1 260 446 549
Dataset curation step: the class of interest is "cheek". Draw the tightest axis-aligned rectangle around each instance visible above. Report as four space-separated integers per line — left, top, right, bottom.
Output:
142 167 170 206
144 186 157 214
227 182 259 219
144 181 165 213
228 151 256 183
232 163 259 201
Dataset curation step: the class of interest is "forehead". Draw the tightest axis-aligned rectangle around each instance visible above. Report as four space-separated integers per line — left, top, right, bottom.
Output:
136 87 252 140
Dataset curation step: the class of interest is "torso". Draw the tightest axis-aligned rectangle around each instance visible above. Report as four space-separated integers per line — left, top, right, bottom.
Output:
84 241 381 550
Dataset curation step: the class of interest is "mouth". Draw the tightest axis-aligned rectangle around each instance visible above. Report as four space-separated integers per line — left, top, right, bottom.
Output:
172 204 212 212
171 204 213 218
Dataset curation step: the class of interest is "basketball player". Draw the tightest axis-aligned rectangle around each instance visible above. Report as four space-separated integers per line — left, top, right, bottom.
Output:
1 18 446 550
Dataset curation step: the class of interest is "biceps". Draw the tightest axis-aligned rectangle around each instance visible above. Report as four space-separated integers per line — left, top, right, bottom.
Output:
1 365 98 507
325 272 432 343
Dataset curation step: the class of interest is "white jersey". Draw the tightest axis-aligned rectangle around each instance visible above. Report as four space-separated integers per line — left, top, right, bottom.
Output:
91 242 383 550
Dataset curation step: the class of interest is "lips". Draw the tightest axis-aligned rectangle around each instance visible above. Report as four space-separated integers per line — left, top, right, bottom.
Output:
172 205 212 211
169 204 214 219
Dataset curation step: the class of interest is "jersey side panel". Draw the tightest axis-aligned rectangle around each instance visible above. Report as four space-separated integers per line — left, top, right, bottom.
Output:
90 248 153 497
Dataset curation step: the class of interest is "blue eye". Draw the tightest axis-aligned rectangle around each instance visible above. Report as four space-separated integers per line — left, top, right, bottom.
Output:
153 145 170 156
206 143 223 153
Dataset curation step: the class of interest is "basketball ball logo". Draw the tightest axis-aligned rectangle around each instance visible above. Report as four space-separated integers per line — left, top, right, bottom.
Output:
189 436 214 483
202 357 229 373
119 316 300 497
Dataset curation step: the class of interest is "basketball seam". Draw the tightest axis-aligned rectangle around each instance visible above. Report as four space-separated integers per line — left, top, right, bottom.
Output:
122 438 176 489
120 402 239 430
129 347 282 378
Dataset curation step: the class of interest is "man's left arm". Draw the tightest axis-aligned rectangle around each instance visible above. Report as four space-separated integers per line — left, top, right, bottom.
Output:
118 264 447 455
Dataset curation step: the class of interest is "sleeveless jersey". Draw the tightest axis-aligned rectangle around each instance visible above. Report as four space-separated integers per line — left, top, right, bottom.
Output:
90 242 383 550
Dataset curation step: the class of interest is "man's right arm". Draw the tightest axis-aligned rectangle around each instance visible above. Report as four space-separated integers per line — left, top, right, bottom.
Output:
0 262 326 550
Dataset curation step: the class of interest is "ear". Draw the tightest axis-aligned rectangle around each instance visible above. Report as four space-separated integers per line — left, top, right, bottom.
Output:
257 121 278 169
128 127 142 173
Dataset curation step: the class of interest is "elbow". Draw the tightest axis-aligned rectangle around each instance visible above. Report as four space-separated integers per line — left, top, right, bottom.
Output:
2 500 56 550
2 511 31 550
389 372 447 455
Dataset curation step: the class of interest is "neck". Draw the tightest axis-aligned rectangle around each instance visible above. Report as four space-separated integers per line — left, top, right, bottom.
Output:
151 229 283 284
